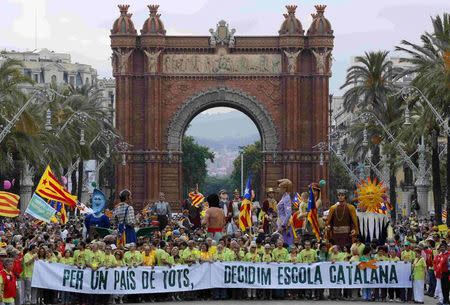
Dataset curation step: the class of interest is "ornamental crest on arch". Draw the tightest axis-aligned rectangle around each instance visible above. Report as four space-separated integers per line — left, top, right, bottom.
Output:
209 20 236 48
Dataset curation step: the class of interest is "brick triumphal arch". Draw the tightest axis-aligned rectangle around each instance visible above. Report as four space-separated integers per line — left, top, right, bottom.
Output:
111 4 334 209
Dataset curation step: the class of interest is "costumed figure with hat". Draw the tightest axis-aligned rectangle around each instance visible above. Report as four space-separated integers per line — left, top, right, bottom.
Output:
354 178 392 245
181 185 204 230
227 189 241 223
260 187 277 233
84 189 110 240
113 189 137 246
218 189 229 219
326 188 358 249
277 179 294 245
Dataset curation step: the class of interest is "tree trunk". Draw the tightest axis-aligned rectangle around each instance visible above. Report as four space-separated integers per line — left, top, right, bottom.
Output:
447 120 450 226
370 145 381 181
70 161 77 196
431 129 443 224
77 159 84 201
389 161 397 222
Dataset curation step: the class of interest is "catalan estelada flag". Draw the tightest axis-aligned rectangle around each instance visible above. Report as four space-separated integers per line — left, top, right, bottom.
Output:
188 191 204 208
292 192 300 209
307 186 321 241
49 201 68 224
239 175 252 231
35 166 77 208
0 191 20 217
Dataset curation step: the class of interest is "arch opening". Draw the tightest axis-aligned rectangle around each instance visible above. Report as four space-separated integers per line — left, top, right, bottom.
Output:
167 87 279 153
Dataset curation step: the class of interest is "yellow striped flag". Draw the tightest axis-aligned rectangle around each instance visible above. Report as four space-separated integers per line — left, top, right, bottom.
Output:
443 210 448 223
35 165 77 208
188 191 204 208
0 191 20 217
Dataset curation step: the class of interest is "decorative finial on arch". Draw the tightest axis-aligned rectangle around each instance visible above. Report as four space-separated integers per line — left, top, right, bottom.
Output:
283 13 288 19
126 13 133 18
286 5 298 14
311 13 318 19
148 4 159 15
315 5 327 15
118 4 130 15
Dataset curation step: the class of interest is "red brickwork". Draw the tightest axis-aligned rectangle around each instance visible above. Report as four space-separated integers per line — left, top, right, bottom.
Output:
111 4 333 210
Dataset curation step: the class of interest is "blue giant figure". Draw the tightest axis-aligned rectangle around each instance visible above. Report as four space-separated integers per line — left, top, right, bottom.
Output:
84 189 110 238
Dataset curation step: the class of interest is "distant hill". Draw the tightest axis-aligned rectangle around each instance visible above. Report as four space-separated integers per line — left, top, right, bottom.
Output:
185 110 260 143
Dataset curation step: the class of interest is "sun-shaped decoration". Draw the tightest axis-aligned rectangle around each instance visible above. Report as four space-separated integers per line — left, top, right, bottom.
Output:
355 177 390 213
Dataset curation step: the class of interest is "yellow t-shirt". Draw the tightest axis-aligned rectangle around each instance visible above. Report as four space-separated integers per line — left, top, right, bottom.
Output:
298 249 317 263
142 251 156 267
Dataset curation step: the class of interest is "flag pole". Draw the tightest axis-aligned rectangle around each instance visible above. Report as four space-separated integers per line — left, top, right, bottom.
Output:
240 152 244 197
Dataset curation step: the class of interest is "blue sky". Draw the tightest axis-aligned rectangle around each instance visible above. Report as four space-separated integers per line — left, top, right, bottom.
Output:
1 0 449 95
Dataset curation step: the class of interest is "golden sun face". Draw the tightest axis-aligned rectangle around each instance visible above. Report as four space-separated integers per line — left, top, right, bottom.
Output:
355 177 389 213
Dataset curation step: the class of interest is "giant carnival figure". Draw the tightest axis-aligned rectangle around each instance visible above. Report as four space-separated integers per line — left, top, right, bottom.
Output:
354 178 392 245
260 187 277 233
277 179 294 245
326 188 358 249
84 189 110 240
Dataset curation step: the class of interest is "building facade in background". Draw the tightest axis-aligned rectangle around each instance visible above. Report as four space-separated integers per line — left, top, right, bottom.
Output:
330 56 437 217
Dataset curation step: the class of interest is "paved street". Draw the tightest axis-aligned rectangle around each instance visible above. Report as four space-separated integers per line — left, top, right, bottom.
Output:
127 296 436 305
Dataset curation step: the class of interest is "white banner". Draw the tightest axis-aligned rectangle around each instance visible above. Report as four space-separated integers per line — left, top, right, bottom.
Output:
32 261 210 294
32 261 411 294
211 261 412 289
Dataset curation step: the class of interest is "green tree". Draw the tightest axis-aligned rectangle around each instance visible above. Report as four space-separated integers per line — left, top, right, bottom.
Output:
182 136 214 197
230 141 262 199
329 154 355 203
203 175 235 196
340 51 403 220
396 13 450 224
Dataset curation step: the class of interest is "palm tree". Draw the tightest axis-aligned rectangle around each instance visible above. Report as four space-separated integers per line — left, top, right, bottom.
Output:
340 51 403 220
396 13 450 224
58 84 115 200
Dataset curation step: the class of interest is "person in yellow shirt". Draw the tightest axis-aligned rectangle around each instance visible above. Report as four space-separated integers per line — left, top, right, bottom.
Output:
244 242 260 299
350 236 366 256
213 244 227 262
23 245 38 305
59 250 74 265
298 241 318 300
374 246 388 301
142 244 156 267
73 242 87 268
206 237 217 257
412 247 426 303
103 246 117 268
181 240 199 265
261 244 273 263
289 247 299 263
272 239 289 262
329 245 346 300
86 242 105 270
401 241 416 302
244 242 261 263
298 241 317 263
123 244 143 267
199 243 212 263
401 242 416 262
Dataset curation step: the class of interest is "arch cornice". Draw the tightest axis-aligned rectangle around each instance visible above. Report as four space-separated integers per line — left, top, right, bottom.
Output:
166 87 279 152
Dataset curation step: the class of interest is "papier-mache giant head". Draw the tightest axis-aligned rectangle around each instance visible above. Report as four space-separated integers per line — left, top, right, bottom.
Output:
92 189 107 215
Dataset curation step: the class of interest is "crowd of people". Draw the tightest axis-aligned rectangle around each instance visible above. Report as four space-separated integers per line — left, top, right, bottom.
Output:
0 183 448 305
